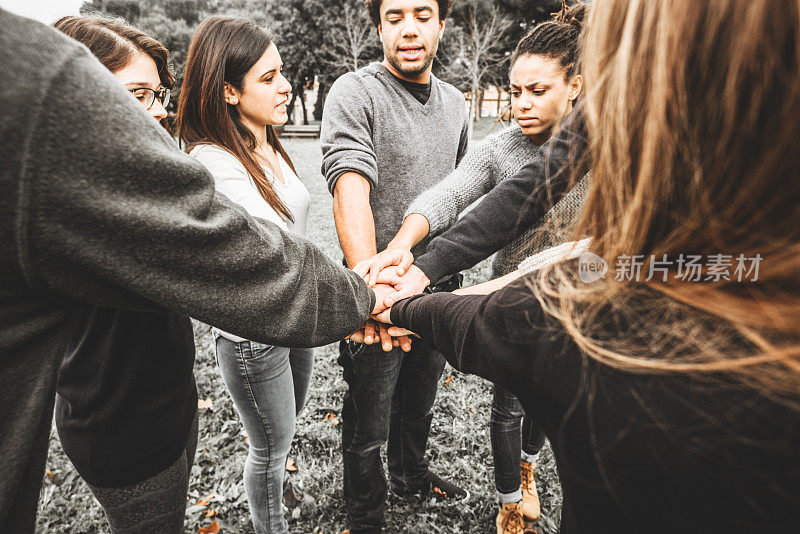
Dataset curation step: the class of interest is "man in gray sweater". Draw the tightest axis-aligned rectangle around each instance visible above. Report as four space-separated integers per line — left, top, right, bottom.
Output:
320 1 468 531
0 9 386 532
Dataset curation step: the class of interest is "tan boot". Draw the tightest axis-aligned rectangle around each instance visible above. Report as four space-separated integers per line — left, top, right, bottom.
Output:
496 501 525 534
520 460 541 520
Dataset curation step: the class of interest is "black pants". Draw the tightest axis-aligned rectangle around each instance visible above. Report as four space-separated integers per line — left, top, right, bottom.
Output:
491 383 546 495
338 339 446 531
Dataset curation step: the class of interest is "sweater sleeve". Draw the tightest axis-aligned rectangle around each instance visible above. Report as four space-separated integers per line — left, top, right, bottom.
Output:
413 108 588 284
320 73 377 193
456 113 470 166
389 282 548 391
19 46 375 348
404 137 499 236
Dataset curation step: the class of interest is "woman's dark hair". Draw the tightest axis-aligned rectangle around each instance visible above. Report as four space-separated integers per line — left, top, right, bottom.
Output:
364 0 455 28
177 16 295 222
52 15 174 130
510 1 586 80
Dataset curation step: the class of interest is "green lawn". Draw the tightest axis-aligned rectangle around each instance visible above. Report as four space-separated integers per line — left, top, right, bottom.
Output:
37 118 562 533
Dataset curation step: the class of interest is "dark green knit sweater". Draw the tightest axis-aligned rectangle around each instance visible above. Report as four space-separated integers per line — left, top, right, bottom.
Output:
0 9 373 531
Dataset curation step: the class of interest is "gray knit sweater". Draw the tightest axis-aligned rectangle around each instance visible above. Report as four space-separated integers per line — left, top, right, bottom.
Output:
321 62 469 257
0 10 373 530
405 124 589 276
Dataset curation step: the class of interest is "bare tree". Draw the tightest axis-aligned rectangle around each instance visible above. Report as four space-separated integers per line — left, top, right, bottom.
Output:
441 0 513 139
322 1 376 73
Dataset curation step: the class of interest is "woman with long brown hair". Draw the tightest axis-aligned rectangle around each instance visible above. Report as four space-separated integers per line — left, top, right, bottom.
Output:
177 16 312 534
377 0 800 531
51 16 196 534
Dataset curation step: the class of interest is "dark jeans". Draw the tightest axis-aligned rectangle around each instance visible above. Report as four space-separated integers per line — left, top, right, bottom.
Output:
87 413 198 534
215 334 314 534
491 383 546 495
338 339 446 531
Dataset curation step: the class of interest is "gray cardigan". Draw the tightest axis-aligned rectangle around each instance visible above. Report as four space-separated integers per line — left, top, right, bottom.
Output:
405 125 538 237
0 10 372 530
406 124 589 276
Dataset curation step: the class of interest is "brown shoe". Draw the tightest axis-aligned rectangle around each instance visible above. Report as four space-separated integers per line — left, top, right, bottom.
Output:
496 501 525 534
520 460 541 520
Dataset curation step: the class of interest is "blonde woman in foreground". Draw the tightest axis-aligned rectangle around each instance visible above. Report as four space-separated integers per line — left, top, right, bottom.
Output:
376 0 800 532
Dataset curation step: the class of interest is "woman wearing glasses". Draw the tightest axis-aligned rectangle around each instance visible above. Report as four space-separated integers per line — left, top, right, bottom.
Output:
51 16 197 534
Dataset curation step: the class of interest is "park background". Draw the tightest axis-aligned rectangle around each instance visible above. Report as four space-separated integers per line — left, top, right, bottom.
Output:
31 0 576 532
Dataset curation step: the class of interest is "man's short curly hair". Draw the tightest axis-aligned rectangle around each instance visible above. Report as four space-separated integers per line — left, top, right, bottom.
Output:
364 0 455 28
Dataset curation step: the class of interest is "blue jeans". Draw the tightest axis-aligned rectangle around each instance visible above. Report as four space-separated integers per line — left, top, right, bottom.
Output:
491 383 546 496
338 339 446 532
214 335 314 534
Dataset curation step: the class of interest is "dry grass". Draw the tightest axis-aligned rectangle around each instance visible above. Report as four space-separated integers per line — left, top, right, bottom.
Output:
36 119 563 533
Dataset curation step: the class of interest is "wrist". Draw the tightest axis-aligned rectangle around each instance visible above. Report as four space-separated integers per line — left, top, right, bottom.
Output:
386 239 413 252
410 264 431 288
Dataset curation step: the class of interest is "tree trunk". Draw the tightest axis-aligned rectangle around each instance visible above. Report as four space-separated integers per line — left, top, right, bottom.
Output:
467 92 475 140
476 88 485 121
313 81 326 122
496 86 502 117
299 83 308 125
472 85 480 122
286 89 299 125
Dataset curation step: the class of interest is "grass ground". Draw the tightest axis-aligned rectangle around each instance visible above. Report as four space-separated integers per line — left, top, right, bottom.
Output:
36 118 563 533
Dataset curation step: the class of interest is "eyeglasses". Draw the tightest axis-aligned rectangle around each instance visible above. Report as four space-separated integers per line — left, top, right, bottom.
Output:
128 86 170 110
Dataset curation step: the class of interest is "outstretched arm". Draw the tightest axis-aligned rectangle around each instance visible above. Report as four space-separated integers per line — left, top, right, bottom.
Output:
23 45 374 348
354 136 502 285
385 283 552 395
414 109 589 285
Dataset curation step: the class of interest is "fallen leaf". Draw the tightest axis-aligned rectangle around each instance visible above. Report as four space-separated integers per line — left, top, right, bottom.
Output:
444 375 454 387
197 493 216 507
285 457 298 472
204 508 216 518
197 519 221 534
185 504 206 515
46 469 54 480
323 413 339 426
197 398 213 410
469 404 477 414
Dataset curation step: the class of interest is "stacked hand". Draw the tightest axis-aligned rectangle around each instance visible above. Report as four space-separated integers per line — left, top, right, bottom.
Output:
348 248 431 351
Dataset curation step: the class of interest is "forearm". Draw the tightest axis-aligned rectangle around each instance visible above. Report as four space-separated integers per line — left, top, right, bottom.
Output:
389 292 502 383
404 147 495 237
414 109 588 284
26 51 374 348
386 214 430 251
333 172 378 267
453 270 522 296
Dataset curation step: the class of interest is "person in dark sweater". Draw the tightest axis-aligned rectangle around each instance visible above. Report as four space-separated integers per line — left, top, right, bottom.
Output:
377 0 800 531
49 17 199 533
0 9 392 532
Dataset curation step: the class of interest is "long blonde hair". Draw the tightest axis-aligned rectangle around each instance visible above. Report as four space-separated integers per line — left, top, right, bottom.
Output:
532 0 800 402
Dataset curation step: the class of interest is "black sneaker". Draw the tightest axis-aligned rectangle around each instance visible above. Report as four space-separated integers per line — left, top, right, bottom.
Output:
391 471 470 504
